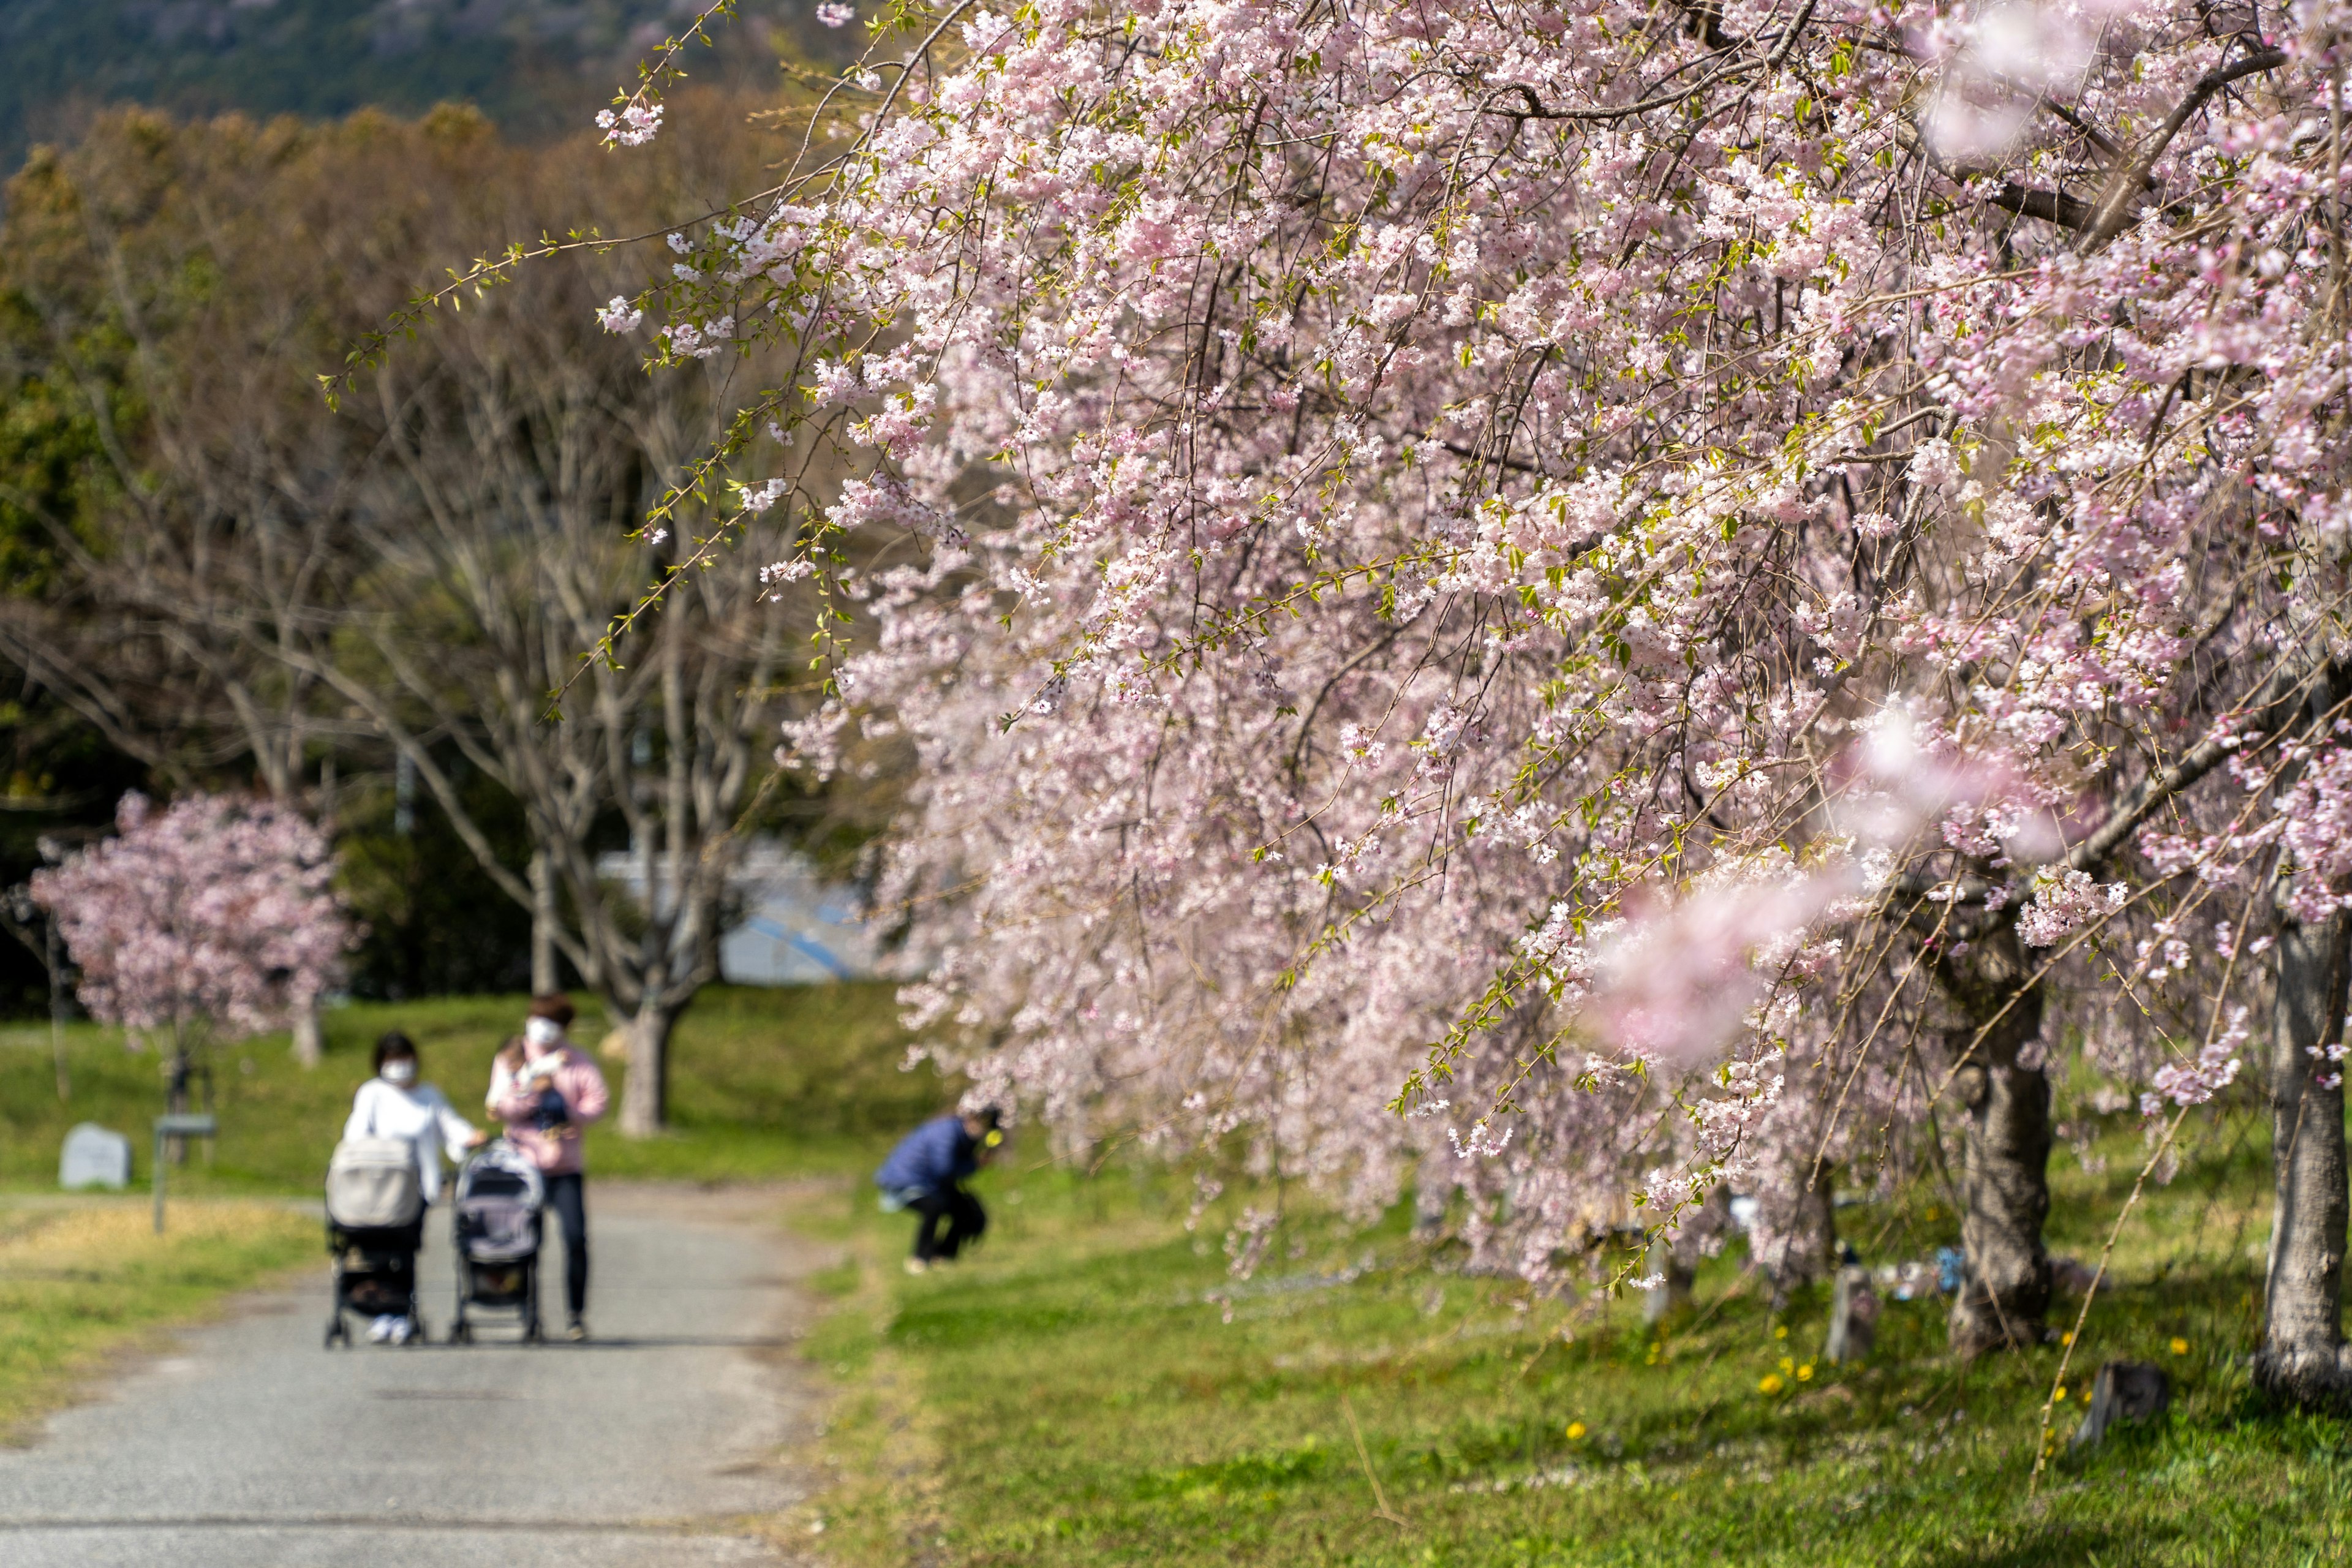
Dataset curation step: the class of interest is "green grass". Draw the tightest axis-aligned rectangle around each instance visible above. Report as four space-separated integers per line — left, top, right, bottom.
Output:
799 1116 2352 1568
0 982 946 1194
0 1198 317 1436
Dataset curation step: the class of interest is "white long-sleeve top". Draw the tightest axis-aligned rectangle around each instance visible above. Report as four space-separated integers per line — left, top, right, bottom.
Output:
344 1079 477 1204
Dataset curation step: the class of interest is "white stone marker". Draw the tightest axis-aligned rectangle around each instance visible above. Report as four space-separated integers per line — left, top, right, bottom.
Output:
60 1123 133 1190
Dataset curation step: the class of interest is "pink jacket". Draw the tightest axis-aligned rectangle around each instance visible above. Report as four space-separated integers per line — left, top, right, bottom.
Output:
488 1041 610 1175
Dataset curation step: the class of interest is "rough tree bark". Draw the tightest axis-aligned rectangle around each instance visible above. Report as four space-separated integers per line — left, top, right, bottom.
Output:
2253 889 2352 1410
1940 923 2053 1357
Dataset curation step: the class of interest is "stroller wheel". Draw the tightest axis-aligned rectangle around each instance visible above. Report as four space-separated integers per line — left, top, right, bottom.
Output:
451 1318 472 1345
325 1316 347 1350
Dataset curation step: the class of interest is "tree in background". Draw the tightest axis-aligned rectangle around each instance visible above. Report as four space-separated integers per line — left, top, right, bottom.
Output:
0 108 423 1060
0 0 858 174
0 101 856 1128
31 791 354 1125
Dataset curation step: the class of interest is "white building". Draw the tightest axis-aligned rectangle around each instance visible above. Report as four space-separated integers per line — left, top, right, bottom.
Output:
594 839 876 986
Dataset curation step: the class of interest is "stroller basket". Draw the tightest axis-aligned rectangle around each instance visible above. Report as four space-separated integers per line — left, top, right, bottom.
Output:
324 1219 423 1348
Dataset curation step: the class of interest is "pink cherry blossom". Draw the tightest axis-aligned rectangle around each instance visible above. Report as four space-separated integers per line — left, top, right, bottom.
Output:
595 104 664 149
592 1 2351 1296
31 793 356 1042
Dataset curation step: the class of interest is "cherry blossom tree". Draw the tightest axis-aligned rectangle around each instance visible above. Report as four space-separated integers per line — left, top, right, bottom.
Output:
31 793 355 1120
535 0 2352 1401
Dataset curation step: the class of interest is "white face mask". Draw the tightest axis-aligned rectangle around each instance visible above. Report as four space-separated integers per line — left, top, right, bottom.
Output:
524 1017 564 1049
381 1060 417 1087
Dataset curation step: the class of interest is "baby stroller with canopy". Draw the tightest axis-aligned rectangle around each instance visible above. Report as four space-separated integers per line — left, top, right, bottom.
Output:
323 1132 426 1349
447 1139 546 1344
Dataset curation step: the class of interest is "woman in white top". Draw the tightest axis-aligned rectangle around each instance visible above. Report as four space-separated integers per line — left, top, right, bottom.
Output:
344 1031 482 1341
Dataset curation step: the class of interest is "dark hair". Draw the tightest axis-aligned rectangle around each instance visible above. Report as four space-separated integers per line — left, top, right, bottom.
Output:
527 993 576 1027
964 1104 1003 1131
372 1031 419 1073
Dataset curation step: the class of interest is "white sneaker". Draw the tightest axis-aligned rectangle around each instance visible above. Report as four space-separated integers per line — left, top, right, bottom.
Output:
903 1257 929 1276
388 1316 415 1346
366 1315 395 1343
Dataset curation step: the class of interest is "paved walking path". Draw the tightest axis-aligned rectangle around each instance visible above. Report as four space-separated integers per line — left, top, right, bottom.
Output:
0 1185 819 1567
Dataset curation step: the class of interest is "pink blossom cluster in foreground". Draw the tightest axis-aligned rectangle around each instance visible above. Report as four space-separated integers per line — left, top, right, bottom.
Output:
32 793 354 1042
610 1 2352 1294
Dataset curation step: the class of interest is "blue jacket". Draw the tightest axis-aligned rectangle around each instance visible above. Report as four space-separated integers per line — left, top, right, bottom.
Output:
875 1114 976 1194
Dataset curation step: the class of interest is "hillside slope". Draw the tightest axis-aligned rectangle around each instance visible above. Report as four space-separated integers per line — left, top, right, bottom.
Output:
0 0 843 168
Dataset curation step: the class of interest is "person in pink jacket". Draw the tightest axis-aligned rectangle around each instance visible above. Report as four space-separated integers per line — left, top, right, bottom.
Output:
487 993 609 1340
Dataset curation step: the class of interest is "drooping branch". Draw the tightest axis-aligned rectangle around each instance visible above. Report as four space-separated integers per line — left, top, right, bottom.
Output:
2081 45 2290 251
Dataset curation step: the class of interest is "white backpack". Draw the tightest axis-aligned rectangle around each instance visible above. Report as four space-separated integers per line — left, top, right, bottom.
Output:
325 1096 422 1230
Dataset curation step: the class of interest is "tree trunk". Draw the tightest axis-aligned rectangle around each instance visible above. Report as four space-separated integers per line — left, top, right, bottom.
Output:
2253 907 2352 1411
165 1027 192 1167
290 1001 323 1069
1644 1234 1695 1324
47 914 69 1102
1942 925 2053 1357
1412 1145 1455 1239
1949 1050 2052 1354
530 849 559 993
1769 1159 1838 1309
617 999 682 1137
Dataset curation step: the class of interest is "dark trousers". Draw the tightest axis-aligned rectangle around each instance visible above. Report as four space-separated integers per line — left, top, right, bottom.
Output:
545 1172 589 1317
910 1183 987 1262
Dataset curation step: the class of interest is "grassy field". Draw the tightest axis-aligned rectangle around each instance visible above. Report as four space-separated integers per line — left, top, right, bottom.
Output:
0 982 943 1193
0 1199 317 1438
798 1113 2352 1568
11 987 2350 1562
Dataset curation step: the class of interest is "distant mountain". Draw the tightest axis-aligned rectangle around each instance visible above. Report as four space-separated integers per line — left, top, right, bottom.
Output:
0 0 845 169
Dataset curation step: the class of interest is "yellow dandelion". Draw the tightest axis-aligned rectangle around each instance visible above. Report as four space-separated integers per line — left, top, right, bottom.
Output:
1779 1356 1795 1374
2054 1384 2068 1401
1796 1364 1815 1382
2060 1332 2073 1346
1566 1422 1588 1442
2170 1337 2190 1357
1759 1373 1785 1395
1774 1325 1789 1340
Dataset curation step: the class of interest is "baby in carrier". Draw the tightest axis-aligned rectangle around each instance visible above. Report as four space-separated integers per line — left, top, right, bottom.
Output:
485 1001 609 1340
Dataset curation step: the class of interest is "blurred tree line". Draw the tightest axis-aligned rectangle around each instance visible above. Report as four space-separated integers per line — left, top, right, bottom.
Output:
0 1 856 174
0 91 902 1130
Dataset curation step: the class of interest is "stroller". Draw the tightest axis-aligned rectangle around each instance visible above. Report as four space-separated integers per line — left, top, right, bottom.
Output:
447 1140 546 1344
323 1133 426 1349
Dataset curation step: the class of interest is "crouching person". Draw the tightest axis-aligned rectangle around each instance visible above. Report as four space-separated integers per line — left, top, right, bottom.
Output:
875 1106 1002 1275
